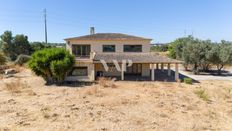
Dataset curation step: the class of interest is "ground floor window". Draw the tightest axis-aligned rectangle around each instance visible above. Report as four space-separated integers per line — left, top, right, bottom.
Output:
70 67 88 76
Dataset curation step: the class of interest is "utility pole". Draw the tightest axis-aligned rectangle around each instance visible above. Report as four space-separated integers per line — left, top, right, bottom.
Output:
44 9 47 44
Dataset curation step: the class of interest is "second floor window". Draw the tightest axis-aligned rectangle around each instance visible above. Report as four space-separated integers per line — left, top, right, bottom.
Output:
103 45 115 52
123 45 142 52
72 45 90 57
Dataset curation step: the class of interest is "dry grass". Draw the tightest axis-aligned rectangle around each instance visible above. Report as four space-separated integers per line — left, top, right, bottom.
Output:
7 64 24 73
0 68 232 130
194 89 210 101
98 77 117 88
85 86 99 95
0 75 3 80
5 79 22 94
4 78 31 94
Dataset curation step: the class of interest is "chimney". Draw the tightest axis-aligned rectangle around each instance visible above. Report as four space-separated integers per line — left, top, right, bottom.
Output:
90 27 95 35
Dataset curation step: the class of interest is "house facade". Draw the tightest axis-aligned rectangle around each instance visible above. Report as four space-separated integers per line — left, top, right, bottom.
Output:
65 28 181 82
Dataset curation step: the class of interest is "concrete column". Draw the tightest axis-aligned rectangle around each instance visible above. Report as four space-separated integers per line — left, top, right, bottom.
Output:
121 62 125 80
156 63 159 69
175 63 179 81
168 63 171 76
161 63 164 72
151 64 155 81
91 64 95 81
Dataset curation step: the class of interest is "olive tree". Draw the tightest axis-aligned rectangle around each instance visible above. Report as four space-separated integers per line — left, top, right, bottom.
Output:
28 48 75 84
168 36 193 59
0 52 6 66
207 42 232 74
182 39 211 74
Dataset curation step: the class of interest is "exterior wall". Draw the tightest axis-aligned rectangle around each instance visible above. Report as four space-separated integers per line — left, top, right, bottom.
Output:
65 39 152 81
65 62 95 81
66 40 151 54
66 43 72 54
141 63 150 77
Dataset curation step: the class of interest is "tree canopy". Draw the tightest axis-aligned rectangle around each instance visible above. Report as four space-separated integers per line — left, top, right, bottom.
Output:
0 31 31 60
169 37 232 74
28 48 75 84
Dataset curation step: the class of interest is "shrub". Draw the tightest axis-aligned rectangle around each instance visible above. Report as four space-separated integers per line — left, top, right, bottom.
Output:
14 54 31 65
28 48 75 84
184 78 192 84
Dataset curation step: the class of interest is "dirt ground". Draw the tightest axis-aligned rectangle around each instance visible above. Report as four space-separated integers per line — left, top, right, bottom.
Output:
0 69 232 131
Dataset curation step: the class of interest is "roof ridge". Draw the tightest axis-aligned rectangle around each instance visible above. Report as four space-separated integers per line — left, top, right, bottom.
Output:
64 33 152 41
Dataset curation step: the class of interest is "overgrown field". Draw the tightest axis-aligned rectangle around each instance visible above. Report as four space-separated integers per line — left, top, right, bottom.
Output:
0 69 232 130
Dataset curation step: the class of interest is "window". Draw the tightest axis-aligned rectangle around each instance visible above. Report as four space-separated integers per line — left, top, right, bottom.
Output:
123 45 142 52
70 67 88 76
103 45 115 52
72 45 90 57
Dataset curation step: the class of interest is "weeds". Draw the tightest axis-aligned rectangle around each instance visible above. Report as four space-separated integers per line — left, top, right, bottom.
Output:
194 89 210 101
184 78 193 84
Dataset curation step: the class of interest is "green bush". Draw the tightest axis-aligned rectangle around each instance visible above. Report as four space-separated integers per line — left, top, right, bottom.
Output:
184 78 192 84
28 48 75 84
15 54 31 65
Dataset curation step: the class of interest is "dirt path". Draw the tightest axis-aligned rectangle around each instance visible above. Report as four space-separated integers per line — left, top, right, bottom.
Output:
0 69 232 130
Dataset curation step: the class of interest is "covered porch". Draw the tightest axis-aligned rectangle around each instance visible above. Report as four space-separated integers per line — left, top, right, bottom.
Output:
93 53 182 82
122 63 179 81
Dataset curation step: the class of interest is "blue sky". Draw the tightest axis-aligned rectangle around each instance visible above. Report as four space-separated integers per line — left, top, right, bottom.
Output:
0 0 232 43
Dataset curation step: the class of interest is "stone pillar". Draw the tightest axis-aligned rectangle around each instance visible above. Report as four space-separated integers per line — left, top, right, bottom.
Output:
175 63 179 81
161 63 164 72
151 64 155 81
168 63 171 76
156 63 159 69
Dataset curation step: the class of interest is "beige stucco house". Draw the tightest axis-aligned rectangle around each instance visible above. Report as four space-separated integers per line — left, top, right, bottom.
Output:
64 27 181 82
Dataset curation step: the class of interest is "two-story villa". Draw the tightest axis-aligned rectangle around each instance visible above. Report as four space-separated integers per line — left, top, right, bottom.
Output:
65 27 181 82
